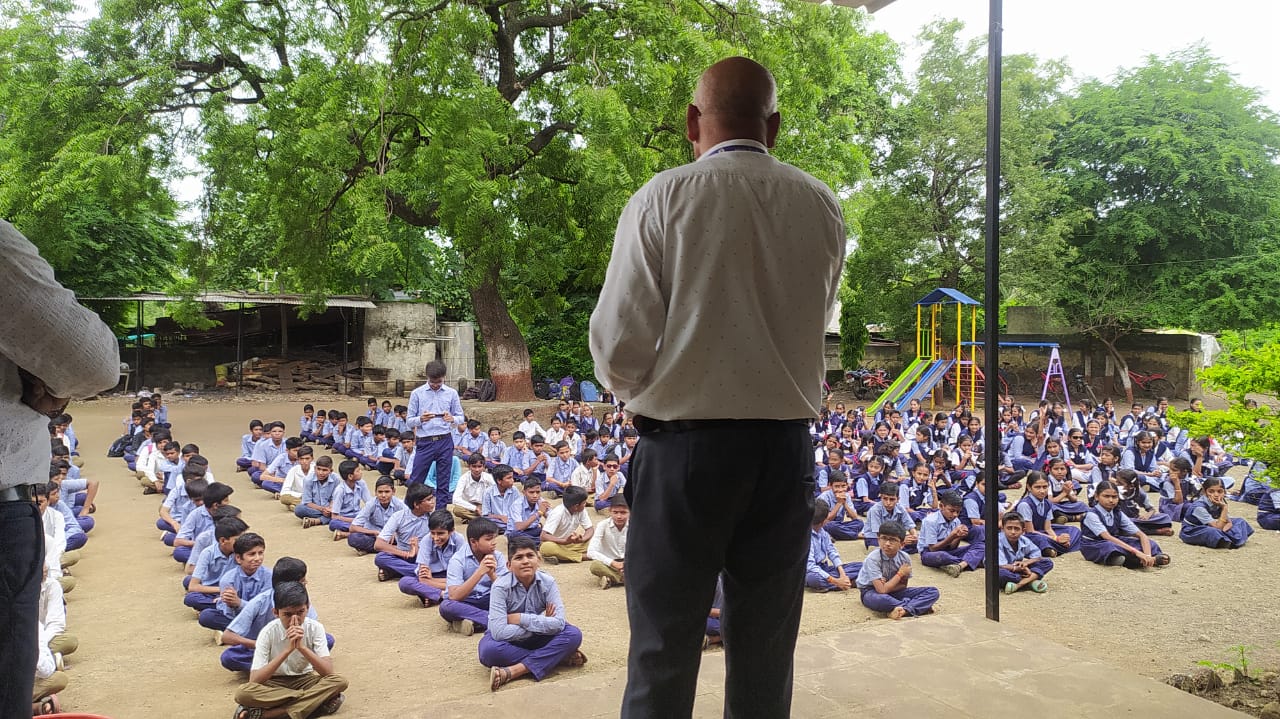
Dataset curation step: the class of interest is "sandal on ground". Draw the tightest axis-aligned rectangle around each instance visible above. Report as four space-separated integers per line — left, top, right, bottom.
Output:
1155 554 1171 567
491 665 512 692
1030 579 1048 593
377 568 390 582
38 694 60 715
565 650 588 667
319 693 344 715
233 705 263 719
1003 582 1018 595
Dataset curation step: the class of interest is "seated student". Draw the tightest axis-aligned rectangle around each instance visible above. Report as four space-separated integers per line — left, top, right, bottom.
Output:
46 480 87 552
184 505 244 582
518 409 546 442
862 482 918 553
199 532 271 632
544 417 566 447
38 485 76 595
250 422 288 486
53 447 99 517
390 405 409 434
173 479 233 563
703 575 724 650
482 464 520 530
919 491 984 578
232 581 347 719
1120 431 1165 493
329 413 355 457
1259 485 1280 530
507 477 549 548
39 569 77 664
540 486 594 565
995 511 1053 593
453 454 495 524
399 509 467 607
185 517 251 612
805 500 860 592
481 427 507 469
815 471 863 540
347 417 378 468
260 438 302 496
593 455 626 512
219 557 332 672
238 421 265 473
854 520 939 619
960 475 1003 534
328 461 371 541
1082 480 1172 568
32 619 69 717
295 457 341 529
587 495 629 589
1014 472 1082 558
135 431 169 493
569 449 599 493
318 410 340 448
615 429 638 475
1158 456 1197 523
481 535 587 692
375 431 401 477
376 399 395 428
1044 458 1088 522
1113 468 1173 536
527 436 551 485
901 462 940 523
373 483 436 581
503 432 534 481
441 518 508 635
455 419 487 459
1179 477 1255 549
541 441 578 497
348 476 404 554
299 404 317 442
279 448 318 511
998 425 1042 489
393 430 416 483
853 456 888 515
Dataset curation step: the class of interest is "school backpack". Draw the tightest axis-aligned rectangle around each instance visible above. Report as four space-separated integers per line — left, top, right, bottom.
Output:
478 379 497 402
106 433 131 458
461 386 481 400
534 380 552 400
558 376 576 400
579 380 600 403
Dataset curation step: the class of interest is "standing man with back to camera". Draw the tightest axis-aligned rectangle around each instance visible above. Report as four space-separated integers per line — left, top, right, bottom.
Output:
590 57 846 718
0 220 120 718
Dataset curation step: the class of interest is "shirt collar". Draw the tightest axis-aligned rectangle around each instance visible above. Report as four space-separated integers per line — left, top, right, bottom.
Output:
697 138 769 161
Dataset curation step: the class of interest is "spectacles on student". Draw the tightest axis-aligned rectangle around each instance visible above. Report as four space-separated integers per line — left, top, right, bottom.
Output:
605 463 619 469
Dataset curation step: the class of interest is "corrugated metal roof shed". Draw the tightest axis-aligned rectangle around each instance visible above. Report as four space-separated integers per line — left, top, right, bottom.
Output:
83 292 377 308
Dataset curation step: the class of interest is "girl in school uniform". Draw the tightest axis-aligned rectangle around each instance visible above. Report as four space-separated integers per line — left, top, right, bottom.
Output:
838 424 859 457
903 463 939 523
1064 429 1097 487
1257 487 1280 530
1081 419 1107 455
1112 468 1173 536
1036 436 1067 470
907 426 935 470
1015 472 1081 557
948 439 979 490
1080 480 1171 568
1158 457 1197 522
932 449 965 491
904 398 928 429
1179 478 1255 549
854 456 887 515
1121 431 1164 493
1044 459 1088 522
863 422 892 463
1072 399 1096 435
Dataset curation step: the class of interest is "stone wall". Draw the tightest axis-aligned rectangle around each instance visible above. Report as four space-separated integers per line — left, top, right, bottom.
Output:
361 303 439 384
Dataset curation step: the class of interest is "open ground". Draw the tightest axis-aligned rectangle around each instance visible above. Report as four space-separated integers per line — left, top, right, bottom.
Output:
55 393 1280 718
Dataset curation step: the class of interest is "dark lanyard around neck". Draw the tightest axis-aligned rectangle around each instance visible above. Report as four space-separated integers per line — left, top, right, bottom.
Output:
705 144 767 157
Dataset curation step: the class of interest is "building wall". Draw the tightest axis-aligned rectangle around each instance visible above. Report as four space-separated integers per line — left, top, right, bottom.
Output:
361 303 439 384
439 321 477 385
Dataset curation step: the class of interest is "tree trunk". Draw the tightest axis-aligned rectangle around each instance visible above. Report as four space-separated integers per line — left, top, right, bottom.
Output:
468 265 535 401
1096 335 1133 405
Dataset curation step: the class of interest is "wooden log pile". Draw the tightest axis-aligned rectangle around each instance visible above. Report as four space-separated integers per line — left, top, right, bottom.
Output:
233 357 369 393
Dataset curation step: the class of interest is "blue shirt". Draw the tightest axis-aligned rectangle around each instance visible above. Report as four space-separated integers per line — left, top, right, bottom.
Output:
445 544 508 601
226 587 317 640
503 446 534 473
507 495 544 535
350 430 377 457
414 531 467 575
240 433 259 458
177 506 213 542
406 383 464 437
377 507 431 552
352 496 406 531
162 482 195 523
816 489 858 524
266 452 295 479
547 456 578 484
482 440 507 464
487 571 567 642
187 526 216 568
855 548 911 591
457 431 486 455
863 501 914 538
54 500 83 538
193 544 234 585
919 510 961 548
330 479 371 516
806 528 843 580
332 424 356 448
301 475 339 509
483 485 520 521
216 565 272 618
997 533 1042 564
299 416 315 434
251 437 285 467
1082 505 1139 538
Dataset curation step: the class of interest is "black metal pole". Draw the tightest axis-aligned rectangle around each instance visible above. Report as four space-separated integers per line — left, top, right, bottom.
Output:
341 308 349 396
135 299 144 392
983 0 1004 622
236 302 244 397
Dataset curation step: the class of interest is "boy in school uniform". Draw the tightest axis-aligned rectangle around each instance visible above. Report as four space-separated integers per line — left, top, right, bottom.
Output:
238 421 264 473
482 464 520 530
376 399 395 427
456 419 487 459
347 417 378 467
452 453 495 524
587 495 629 589
507 477 549 548
373 483 435 581
594 455 626 512
298 405 316 442
279 448 317 510
481 535 587 692
503 432 534 480
185 516 250 612
295 458 340 529
997 510 1053 593
816 471 863 540
441 518 508 635
855 521 940 619
398 509 467 607
157 463 198 540
541 441 578 497
570 449 601 495
539 486 594 565
260 438 302 496
200 532 271 632
518 409 546 440
482 427 506 468
327 460 371 541
375 431 401 477
394 430 415 483
184 505 243 580
46 480 87 551
174 479 234 564
805 500 860 592
862 482 919 553
329 413 355 456
348 476 404 554
918 491 984 578
390 405 410 434
250 422 287 485
232 581 347 719
220 557 331 673
526 436 550 485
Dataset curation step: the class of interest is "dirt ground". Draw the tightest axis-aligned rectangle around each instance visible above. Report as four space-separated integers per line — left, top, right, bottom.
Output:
56 392 1280 718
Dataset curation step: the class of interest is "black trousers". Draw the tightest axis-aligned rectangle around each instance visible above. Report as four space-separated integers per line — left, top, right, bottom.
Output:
0 500 44 718
620 420 814 719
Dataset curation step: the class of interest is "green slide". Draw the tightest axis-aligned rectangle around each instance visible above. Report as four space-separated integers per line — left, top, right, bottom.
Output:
870 356 926 410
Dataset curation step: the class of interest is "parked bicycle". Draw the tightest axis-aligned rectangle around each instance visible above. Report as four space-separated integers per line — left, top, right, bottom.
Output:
1112 369 1176 398
845 367 890 399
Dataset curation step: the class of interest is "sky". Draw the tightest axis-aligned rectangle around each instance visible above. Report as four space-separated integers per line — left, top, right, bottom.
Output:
863 0 1280 112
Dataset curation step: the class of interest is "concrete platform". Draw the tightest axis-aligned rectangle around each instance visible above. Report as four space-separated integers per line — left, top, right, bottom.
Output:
427 611 1246 718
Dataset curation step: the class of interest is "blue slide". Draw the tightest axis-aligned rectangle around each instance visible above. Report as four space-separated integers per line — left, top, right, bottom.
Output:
900 359 955 405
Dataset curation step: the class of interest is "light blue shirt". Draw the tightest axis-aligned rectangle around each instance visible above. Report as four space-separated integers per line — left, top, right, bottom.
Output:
919 510 961 548
330 479 371 516
193 544 234 584
487 571 566 642
352 496 406 531
226 587 317 640
406 383 464 437
177 506 213 542
377 507 431 551
414 531 467 575
997 533 1042 564
855 548 911 591
483 485 520 521
251 437 285 467
301 476 339 509
503 446 534 473
446 544 508 601
216 565 272 618
806 528 843 581
816 489 858 524
862 501 914 539
507 495 544 535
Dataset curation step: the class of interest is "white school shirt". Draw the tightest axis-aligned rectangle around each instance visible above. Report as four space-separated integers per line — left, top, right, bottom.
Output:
543 504 592 539
587 518 627 564
570 464 601 493
544 427 566 446
280 464 314 499
251 617 331 676
589 139 845 421
42 507 65 575
453 470 495 512
518 420 546 439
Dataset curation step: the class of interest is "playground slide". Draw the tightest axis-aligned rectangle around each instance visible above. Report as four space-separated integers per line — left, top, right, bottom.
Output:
870 357 926 410
900 359 956 405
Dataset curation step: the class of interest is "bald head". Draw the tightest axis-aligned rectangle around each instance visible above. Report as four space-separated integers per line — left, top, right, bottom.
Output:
687 57 780 158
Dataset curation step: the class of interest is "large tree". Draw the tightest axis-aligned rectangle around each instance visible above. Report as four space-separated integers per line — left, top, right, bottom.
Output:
58 0 896 399
843 20 1082 338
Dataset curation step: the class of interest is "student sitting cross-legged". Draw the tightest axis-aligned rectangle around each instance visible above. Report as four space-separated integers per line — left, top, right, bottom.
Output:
398 510 466 608
348 476 405 555
854 520 939 620
220 557 335 673
816 471 864 540
184 517 249 613
586 495 628 589
539 486 594 565
996 511 1054 594
440 518 508 636
199 532 271 632
1179 477 1255 550
918 491 984 578
372 483 434 582
232 581 347 719
481 535 587 692
805 500 860 592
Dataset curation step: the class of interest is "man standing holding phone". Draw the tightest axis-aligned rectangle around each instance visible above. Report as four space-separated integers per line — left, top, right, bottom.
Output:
0 220 119 717
407 360 464 507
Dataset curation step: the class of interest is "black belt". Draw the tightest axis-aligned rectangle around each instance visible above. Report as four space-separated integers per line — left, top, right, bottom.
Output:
0 484 37 503
633 416 809 435
418 434 451 442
